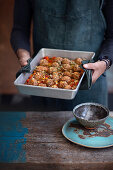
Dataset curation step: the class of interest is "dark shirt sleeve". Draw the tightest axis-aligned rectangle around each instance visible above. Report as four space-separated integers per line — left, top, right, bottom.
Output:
99 0 113 65
10 0 32 53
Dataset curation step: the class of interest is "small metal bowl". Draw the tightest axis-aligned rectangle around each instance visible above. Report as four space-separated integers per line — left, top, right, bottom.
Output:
73 103 109 129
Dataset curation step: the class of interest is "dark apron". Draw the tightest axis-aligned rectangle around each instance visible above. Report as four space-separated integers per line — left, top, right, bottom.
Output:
31 0 108 110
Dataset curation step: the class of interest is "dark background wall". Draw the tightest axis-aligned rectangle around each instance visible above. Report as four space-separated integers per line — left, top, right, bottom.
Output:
0 0 113 109
0 0 19 94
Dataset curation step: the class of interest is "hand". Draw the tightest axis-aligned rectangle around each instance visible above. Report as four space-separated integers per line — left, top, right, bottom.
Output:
17 49 31 67
83 61 106 84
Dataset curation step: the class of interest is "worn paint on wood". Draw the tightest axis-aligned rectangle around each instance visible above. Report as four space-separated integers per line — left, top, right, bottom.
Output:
22 111 113 165
0 111 113 170
0 112 28 163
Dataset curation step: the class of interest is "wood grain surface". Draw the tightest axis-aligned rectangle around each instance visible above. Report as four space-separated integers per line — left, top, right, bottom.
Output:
0 111 113 170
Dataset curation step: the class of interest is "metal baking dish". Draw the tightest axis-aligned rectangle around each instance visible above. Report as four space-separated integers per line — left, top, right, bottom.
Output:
14 48 95 100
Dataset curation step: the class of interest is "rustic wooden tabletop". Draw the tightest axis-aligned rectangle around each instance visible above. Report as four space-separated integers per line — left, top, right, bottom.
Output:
0 111 113 170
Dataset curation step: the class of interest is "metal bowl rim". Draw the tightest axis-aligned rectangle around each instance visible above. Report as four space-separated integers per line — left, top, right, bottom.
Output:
73 102 109 122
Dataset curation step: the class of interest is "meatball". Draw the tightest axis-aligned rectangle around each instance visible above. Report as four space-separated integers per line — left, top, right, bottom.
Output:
51 84 58 88
53 75 59 81
38 83 47 87
59 81 68 88
62 58 71 64
64 85 72 89
63 71 72 77
27 77 37 86
61 76 71 83
48 67 57 74
58 72 63 79
51 62 59 67
54 57 63 64
40 59 49 66
34 72 45 80
70 60 75 65
74 80 79 86
71 85 77 90
69 80 79 89
37 79 46 84
37 80 42 84
52 72 60 81
72 72 81 80
52 72 59 76
75 58 83 65
62 64 71 70
46 79 54 87
73 64 81 72
35 66 48 72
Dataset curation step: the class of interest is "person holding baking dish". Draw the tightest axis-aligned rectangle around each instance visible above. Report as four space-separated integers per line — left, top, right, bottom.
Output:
10 0 113 110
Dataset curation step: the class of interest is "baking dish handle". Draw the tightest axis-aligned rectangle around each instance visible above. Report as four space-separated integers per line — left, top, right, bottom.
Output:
16 58 32 78
80 59 94 90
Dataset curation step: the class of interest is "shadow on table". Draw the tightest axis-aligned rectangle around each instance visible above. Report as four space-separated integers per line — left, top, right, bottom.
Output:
0 94 113 111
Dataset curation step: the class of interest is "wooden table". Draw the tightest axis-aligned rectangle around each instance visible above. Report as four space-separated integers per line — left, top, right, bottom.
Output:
0 111 113 170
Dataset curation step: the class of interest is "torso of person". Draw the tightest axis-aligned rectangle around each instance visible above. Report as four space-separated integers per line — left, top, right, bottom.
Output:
30 0 106 60
29 0 108 107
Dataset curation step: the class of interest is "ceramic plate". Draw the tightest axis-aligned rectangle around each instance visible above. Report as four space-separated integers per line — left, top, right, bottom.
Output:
62 117 113 148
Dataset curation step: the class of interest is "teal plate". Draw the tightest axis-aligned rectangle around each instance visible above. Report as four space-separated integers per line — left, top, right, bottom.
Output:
62 117 113 148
